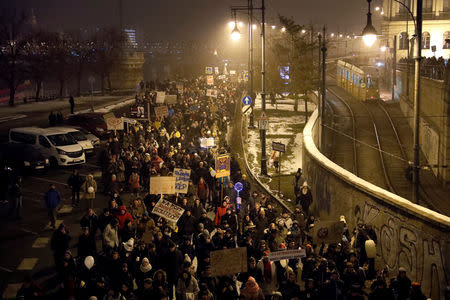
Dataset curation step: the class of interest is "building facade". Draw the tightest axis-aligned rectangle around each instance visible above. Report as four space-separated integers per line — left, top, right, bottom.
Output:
381 0 450 59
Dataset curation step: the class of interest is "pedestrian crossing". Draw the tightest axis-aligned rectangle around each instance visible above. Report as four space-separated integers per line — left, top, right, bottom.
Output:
2 283 22 300
57 204 73 214
32 237 49 248
17 258 38 271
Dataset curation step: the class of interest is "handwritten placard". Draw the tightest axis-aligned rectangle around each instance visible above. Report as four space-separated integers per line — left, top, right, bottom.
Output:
152 198 185 223
154 105 169 119
174 168 190 194
106 117 124 131
268 249 306 262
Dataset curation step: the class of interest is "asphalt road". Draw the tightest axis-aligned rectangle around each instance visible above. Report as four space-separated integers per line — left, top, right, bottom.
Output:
0 96 135 299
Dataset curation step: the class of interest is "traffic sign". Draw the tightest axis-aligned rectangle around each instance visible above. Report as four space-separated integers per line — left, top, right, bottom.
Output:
272 141 286 153
242 95 252 106
205 67 213 74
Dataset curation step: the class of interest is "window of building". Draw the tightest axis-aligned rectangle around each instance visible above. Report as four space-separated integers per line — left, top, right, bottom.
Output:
399 32 409 50
423 0 433 12
444 32 450 49
422 32 430 49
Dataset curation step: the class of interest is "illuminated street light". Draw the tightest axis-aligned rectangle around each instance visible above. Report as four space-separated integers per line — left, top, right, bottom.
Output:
301 29 306 34
281 27 286 32
231 24 241 41
271 25 276 29
375 6 380 11
380 45 387 52
330 33 335 37
252 24 257 29
339 34 343 38
362 0 378 46
228 21 234 29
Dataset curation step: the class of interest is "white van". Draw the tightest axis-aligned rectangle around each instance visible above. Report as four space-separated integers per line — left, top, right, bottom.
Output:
9 127 86 166
56 127 95 155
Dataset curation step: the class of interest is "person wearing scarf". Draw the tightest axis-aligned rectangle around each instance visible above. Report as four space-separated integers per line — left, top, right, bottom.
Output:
135 257 153 288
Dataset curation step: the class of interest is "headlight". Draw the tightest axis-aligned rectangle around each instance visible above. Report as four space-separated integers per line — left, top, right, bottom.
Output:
96 127 104 132
23 161 30 166
57 148 67 155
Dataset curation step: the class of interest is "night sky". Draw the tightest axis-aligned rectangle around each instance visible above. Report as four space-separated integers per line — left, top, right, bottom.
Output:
5 0 371 41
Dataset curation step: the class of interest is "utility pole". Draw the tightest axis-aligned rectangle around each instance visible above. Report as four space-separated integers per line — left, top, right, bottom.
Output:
248 0 255 128
413 0 423 204
260 0 267 175
392 35 397 101
321 26 327 151
317 32 322 149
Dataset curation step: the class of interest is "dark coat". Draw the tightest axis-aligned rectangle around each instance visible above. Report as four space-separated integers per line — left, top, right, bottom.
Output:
44 188 61 209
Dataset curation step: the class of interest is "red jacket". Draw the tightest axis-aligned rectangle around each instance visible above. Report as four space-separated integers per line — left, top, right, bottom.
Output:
116 206 133 230
214 206 228 226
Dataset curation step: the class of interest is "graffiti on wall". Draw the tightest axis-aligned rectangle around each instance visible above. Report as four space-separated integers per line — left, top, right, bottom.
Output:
354 202 448 300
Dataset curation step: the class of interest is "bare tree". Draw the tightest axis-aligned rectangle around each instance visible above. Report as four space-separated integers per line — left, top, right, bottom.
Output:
69 32 94 96
49 32 74 98
0 10 28 106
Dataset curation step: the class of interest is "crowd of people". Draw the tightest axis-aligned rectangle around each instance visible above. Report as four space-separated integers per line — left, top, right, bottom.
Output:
15 77 430 300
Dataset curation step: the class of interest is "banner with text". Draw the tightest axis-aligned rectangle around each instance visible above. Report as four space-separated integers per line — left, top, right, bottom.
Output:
268 249 306 262
206 89 218 98
200 137 215 148
156 91 166 104
152 198 185 223
154 105 169 119
206 75 214 86
150 176 176 195
106 117 124 131
211 247 247 276
174 168 190 194
165 94 177 104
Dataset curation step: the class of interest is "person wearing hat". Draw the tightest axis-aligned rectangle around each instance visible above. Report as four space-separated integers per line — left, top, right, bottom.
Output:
135 257 153 288
214 200 228 227
297 181 313 216
82 174 97 209
322 271 345 300
239 276 265 300
136 277 156 299
103 218 119 254
393 267 411 300
257 251 278 298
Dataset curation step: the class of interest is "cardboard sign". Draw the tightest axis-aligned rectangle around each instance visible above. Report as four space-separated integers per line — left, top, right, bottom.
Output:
106 117 124 131
152 198 185 223
207 75 214 86
215 154 231 178
103 112 115 120
268 249 306 262
310 221 345 244
206 89 218 98
200 137 215 148
156 91 166 104
154 105 169 119
150 176 176 195
174 168 190 194
165 94 177 104
210 247 247 276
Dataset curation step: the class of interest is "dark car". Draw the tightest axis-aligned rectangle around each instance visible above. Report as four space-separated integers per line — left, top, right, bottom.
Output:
65 112 108 138
0 143 49 174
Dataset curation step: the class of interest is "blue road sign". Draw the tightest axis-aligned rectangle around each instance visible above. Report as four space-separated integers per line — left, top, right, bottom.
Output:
234 182 243 192
242 95 252 106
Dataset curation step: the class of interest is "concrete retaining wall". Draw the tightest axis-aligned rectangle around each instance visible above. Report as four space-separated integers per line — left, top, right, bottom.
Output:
302 109 450 299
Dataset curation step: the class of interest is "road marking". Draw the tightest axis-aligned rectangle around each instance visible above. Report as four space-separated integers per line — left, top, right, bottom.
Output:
17 258 38 271
32 237 49 248
0 114 26 123
57 204 73 214
30 176 68 186
44 219 64 230
0 266 13 273
2 283 22 299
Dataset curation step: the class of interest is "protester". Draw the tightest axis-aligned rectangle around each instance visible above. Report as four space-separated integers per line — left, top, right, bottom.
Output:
44 183 61 229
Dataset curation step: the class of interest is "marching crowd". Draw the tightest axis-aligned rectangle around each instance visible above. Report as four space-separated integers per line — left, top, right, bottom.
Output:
16 78 429 300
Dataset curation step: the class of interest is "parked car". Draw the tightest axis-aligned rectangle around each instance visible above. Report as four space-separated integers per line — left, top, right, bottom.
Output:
56 127 95 155
65 112 108 138
0 143 49 174
9 127 85 167
73 126 100 147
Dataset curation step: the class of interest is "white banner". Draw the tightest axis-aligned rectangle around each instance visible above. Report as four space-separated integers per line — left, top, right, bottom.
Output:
268 249 306 262
200 137 215 148
150 176 175 195
152 198 185 223
156 91 166 104
206 89 218 98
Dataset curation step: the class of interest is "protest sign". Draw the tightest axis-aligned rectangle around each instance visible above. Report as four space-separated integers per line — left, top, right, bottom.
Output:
122 117 137 124
207 75 214 86
310 221 345 244
154 105 169 119
215 154 230 178
174 168 190 194
214 66 219 75
150 176 176 195
268 249 306 262
156 91 166 104
210 247 247 276
206 89 218 98
165 94 177 104
152 198 185 223
103 112 115 120
106 117 124 131
200 137 215 148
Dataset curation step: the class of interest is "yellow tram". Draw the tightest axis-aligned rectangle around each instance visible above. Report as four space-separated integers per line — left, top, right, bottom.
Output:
336 59 380 101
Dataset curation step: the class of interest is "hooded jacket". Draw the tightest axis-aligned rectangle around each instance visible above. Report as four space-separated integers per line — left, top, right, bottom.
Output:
117 206 133 230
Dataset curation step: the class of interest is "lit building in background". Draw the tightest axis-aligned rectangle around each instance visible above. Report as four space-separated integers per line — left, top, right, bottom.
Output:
381 0 450 59
124 28 138 48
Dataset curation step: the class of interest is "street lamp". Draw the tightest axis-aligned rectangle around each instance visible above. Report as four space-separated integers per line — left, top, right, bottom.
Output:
231 11 241 41
362 0 378 47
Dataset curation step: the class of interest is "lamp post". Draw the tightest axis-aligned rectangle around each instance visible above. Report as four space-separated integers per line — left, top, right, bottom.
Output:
362 0 423 203
362 0 378 47
230 0 267 175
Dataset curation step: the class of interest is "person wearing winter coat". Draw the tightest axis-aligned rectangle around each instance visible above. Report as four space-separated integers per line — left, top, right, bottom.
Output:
176 270 200 300
50 223 71 270
82 174 97 209
214 200 228 227
116 206 133 231
239 276 265 300
78 227 97 258
297 182 313 216
44 184 61 229
128 171 140 196
153 269 170 299
257 253 278 298
80 208 99 238
67 169 83 206
130 198 147 220
103 218 119 253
